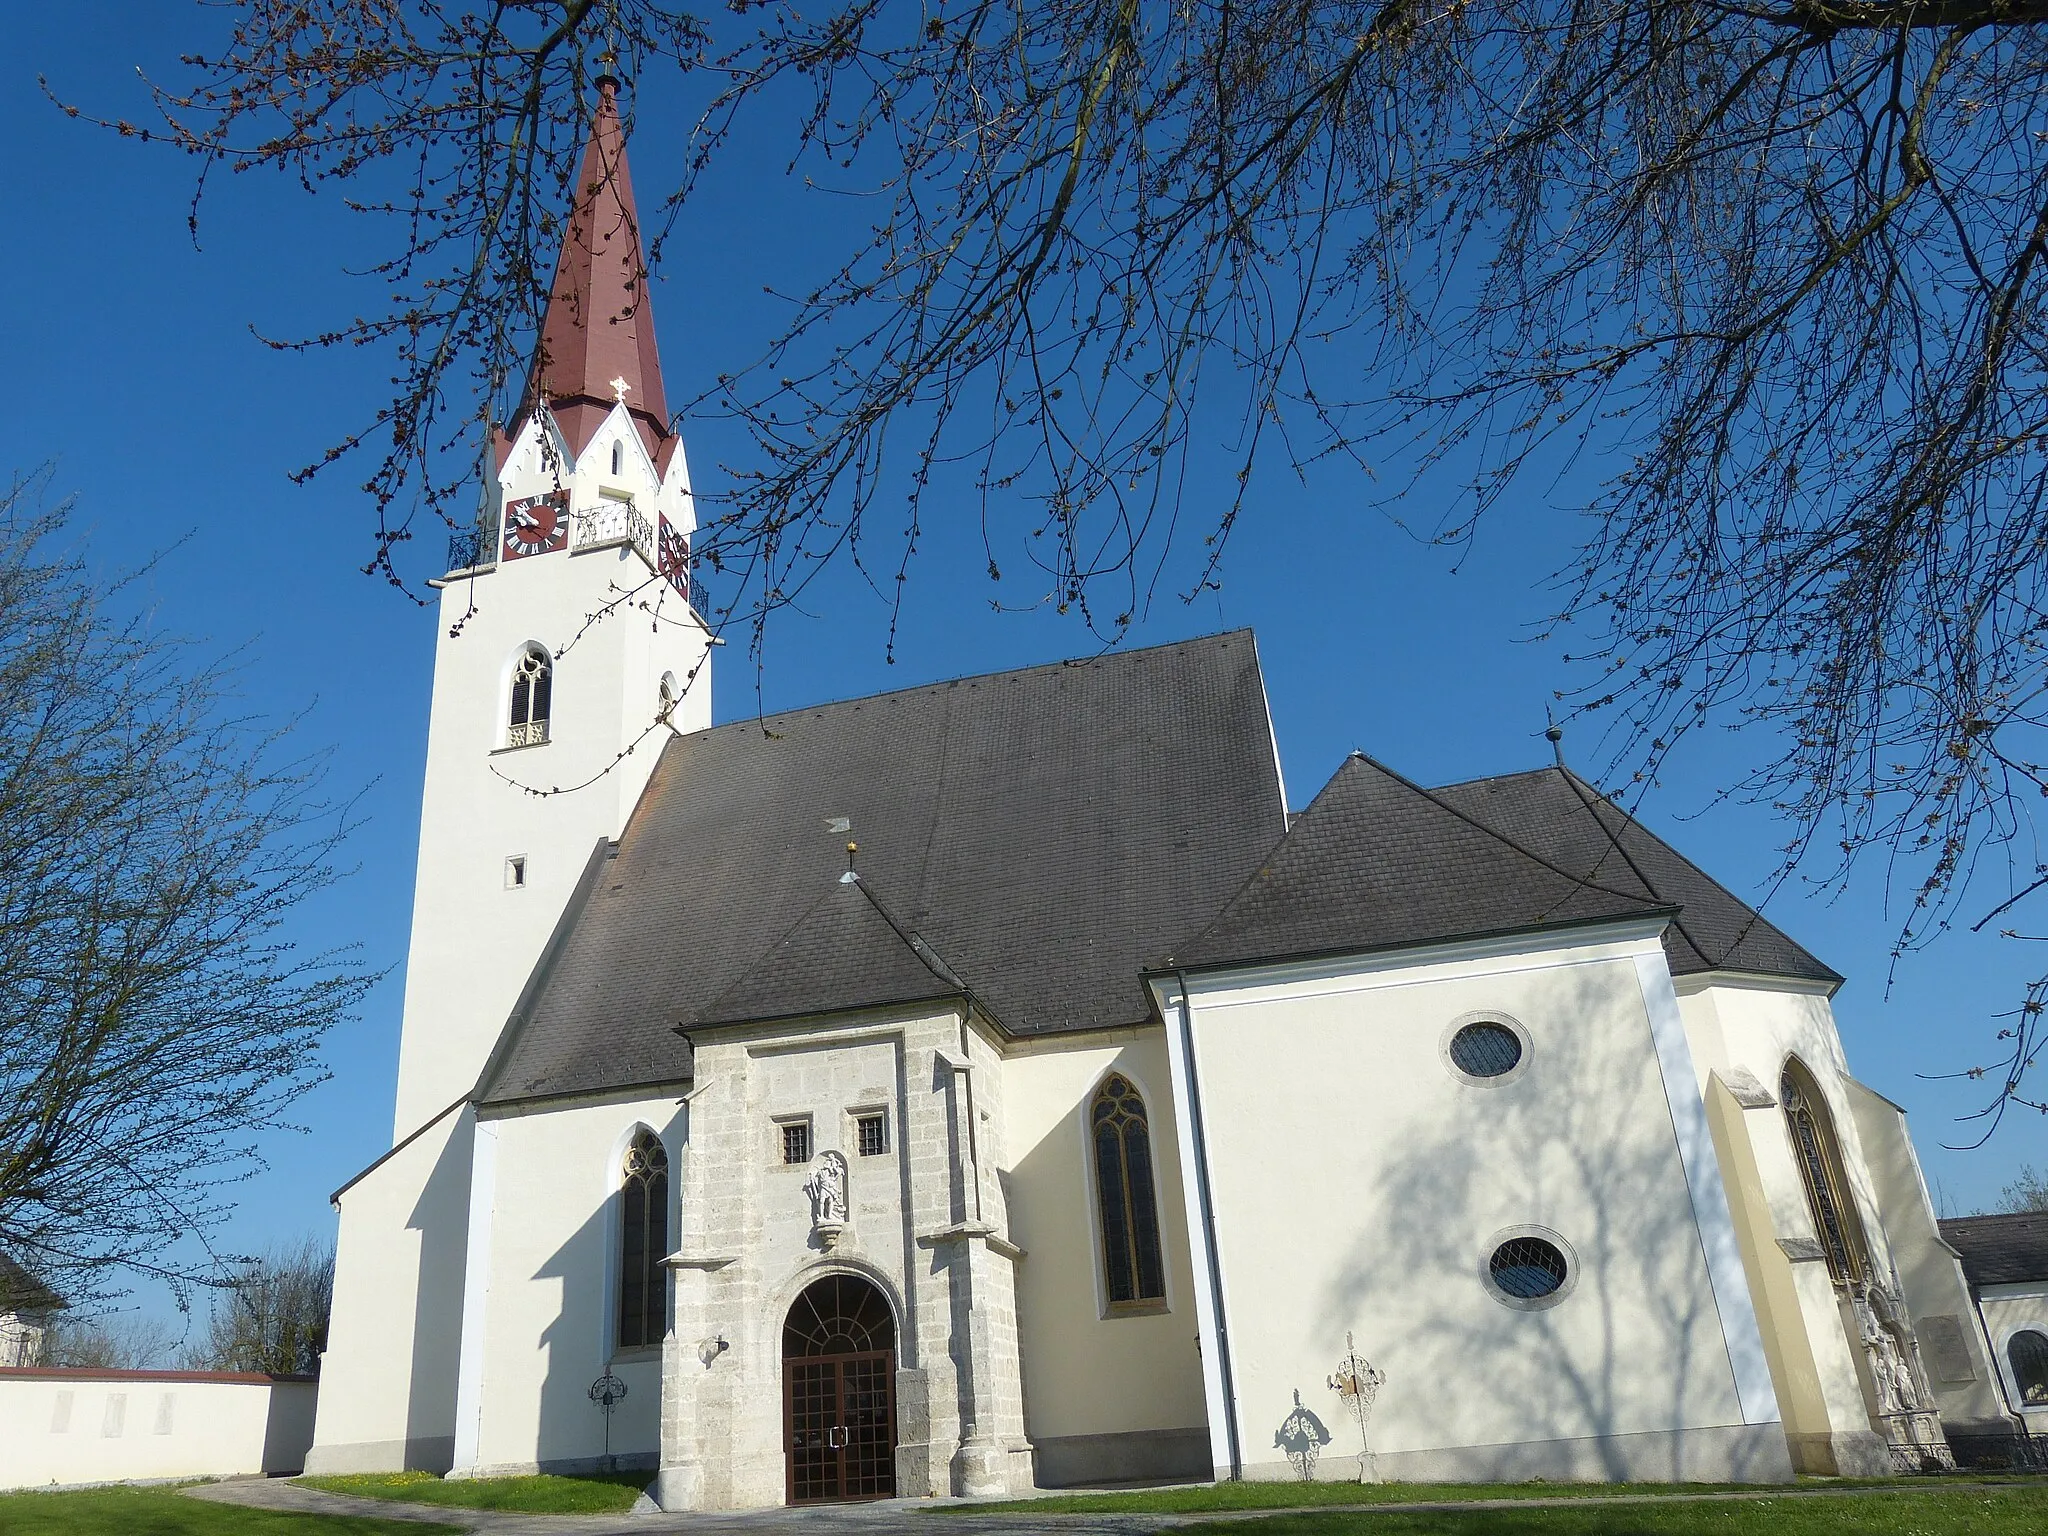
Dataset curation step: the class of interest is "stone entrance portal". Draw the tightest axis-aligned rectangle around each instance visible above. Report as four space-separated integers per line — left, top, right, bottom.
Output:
782 1273 897 1504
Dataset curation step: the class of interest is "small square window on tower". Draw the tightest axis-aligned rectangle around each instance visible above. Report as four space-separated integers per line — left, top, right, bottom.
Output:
779 1118 812 1165
505 856 527 890
855 1112 888 1158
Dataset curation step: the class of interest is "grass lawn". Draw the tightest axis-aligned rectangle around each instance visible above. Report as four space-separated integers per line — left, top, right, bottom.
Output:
297 1469 648 1514
0 1484 460 1535
1236 1486 2048 1534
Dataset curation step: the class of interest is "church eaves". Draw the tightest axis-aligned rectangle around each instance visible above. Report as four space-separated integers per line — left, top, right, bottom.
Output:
516 74 675 472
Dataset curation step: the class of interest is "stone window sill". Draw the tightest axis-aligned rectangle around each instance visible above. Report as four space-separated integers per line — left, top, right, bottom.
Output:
1104 1299 1170 1319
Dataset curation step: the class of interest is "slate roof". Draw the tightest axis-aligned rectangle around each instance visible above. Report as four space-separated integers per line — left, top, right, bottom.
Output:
0 1255 63 1315
1167 754 1838 984
479 631 1288 1103
694 873 969 1030
1939 1212 2048 1289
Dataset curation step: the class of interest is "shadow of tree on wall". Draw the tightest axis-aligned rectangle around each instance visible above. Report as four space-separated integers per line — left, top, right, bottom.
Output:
1295 963 1775 1482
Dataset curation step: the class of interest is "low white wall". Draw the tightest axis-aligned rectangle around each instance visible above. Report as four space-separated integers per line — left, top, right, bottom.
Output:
0 1368 317 1490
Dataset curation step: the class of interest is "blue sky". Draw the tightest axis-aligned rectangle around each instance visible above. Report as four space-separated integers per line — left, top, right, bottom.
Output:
4 5 2044 1326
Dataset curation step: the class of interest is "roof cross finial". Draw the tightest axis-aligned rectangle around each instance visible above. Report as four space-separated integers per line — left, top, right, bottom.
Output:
609 375 631 403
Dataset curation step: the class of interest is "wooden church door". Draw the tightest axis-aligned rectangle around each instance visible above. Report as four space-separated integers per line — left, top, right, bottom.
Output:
782 1273 897 1504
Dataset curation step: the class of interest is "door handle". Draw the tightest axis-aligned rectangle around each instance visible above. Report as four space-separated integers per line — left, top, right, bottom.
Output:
827 1425 846 1449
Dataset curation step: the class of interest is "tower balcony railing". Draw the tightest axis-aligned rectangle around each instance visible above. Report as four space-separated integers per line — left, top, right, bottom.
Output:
574 499 655 567
447 524 498 575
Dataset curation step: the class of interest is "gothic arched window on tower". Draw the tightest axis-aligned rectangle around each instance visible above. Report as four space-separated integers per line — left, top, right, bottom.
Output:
1091 1074 1166 1311
611 440 624 477
617 1131 669 1351
507 646 552 748
1781 1059 1871 1288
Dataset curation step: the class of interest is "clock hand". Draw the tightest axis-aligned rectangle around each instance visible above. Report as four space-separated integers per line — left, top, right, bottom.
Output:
511 507 540 529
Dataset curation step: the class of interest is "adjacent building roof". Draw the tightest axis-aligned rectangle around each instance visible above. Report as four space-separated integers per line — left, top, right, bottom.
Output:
478 631 1288 1104
1166 753 1837 985
0 1255 64 1315
1939 1212 2048 1289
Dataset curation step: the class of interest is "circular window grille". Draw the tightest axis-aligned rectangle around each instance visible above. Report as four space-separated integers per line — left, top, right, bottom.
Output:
1448 1021 1523 1079
1489 1236 1569 1299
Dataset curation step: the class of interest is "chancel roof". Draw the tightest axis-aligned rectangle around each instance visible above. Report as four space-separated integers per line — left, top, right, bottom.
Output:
1165 754 1838 985
478 632 1288 1103
1939 1212 2048 1288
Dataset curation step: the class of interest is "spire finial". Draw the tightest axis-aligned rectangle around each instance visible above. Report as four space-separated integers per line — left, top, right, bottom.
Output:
846 841 859 873
1545 706 1566 768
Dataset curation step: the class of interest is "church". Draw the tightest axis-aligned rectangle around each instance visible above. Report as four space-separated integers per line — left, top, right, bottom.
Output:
306 76 2024 1505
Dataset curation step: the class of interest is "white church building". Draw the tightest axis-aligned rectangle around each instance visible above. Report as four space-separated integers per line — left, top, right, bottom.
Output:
307 75 2025 1505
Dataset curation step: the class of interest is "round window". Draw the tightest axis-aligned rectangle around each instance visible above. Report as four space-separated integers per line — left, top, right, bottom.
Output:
1489 1236 1569 1299
1448 1020 1523 1079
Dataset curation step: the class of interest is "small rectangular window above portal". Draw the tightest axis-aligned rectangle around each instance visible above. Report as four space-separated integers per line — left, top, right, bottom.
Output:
778 1117 812 1165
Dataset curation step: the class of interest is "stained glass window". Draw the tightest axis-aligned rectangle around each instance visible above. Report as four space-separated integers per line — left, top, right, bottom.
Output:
617 1131 669 1350
1781 1061 1868 1287
1092 1074 1166 1308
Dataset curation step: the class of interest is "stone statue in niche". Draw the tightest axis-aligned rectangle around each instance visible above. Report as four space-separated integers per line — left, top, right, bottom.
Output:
804 1151 849 1243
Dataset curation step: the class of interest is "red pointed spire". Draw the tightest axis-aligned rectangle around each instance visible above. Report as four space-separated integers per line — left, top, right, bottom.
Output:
524 75 675 472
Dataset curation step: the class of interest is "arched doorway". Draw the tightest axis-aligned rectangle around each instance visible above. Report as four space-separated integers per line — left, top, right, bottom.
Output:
782 1273 896 1504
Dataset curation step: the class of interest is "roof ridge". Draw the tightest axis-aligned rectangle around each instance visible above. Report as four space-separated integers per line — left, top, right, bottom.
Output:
689 868 978 1031
1163 752 1665 967
1350 754 1668 914
667 630 1258 743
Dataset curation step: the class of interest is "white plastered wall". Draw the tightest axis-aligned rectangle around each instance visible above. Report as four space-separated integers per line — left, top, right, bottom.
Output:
1841 1078 2009 1429
1000 1028 1209 1480
1160 925 1789 1485
306 1105 475 1473
455 1090 686 1476
1 1372 317 1489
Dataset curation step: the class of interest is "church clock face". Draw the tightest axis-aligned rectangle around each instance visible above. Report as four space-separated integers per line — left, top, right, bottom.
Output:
503 492 569 560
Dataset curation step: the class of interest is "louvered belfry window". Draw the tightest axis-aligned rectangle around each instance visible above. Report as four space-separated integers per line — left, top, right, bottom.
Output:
1092 1075 1166 1308
617 1131 669 1350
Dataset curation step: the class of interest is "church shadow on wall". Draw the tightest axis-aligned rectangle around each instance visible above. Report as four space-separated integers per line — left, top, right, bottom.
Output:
1308 964 1780 1484
403 1124 474 1473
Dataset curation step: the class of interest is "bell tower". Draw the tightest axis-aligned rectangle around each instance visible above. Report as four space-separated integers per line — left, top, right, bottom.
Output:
391 74 713 1137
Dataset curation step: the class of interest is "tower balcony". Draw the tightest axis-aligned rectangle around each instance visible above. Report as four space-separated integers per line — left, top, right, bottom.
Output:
446 524 498 576
573 498 656 567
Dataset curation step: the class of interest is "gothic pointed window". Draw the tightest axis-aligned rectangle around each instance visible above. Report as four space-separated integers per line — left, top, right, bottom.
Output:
507 646 552 748
1781 1059 1870 1288
611 440 624 477
1091 1074 1166 1309
617 1131 669 1351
